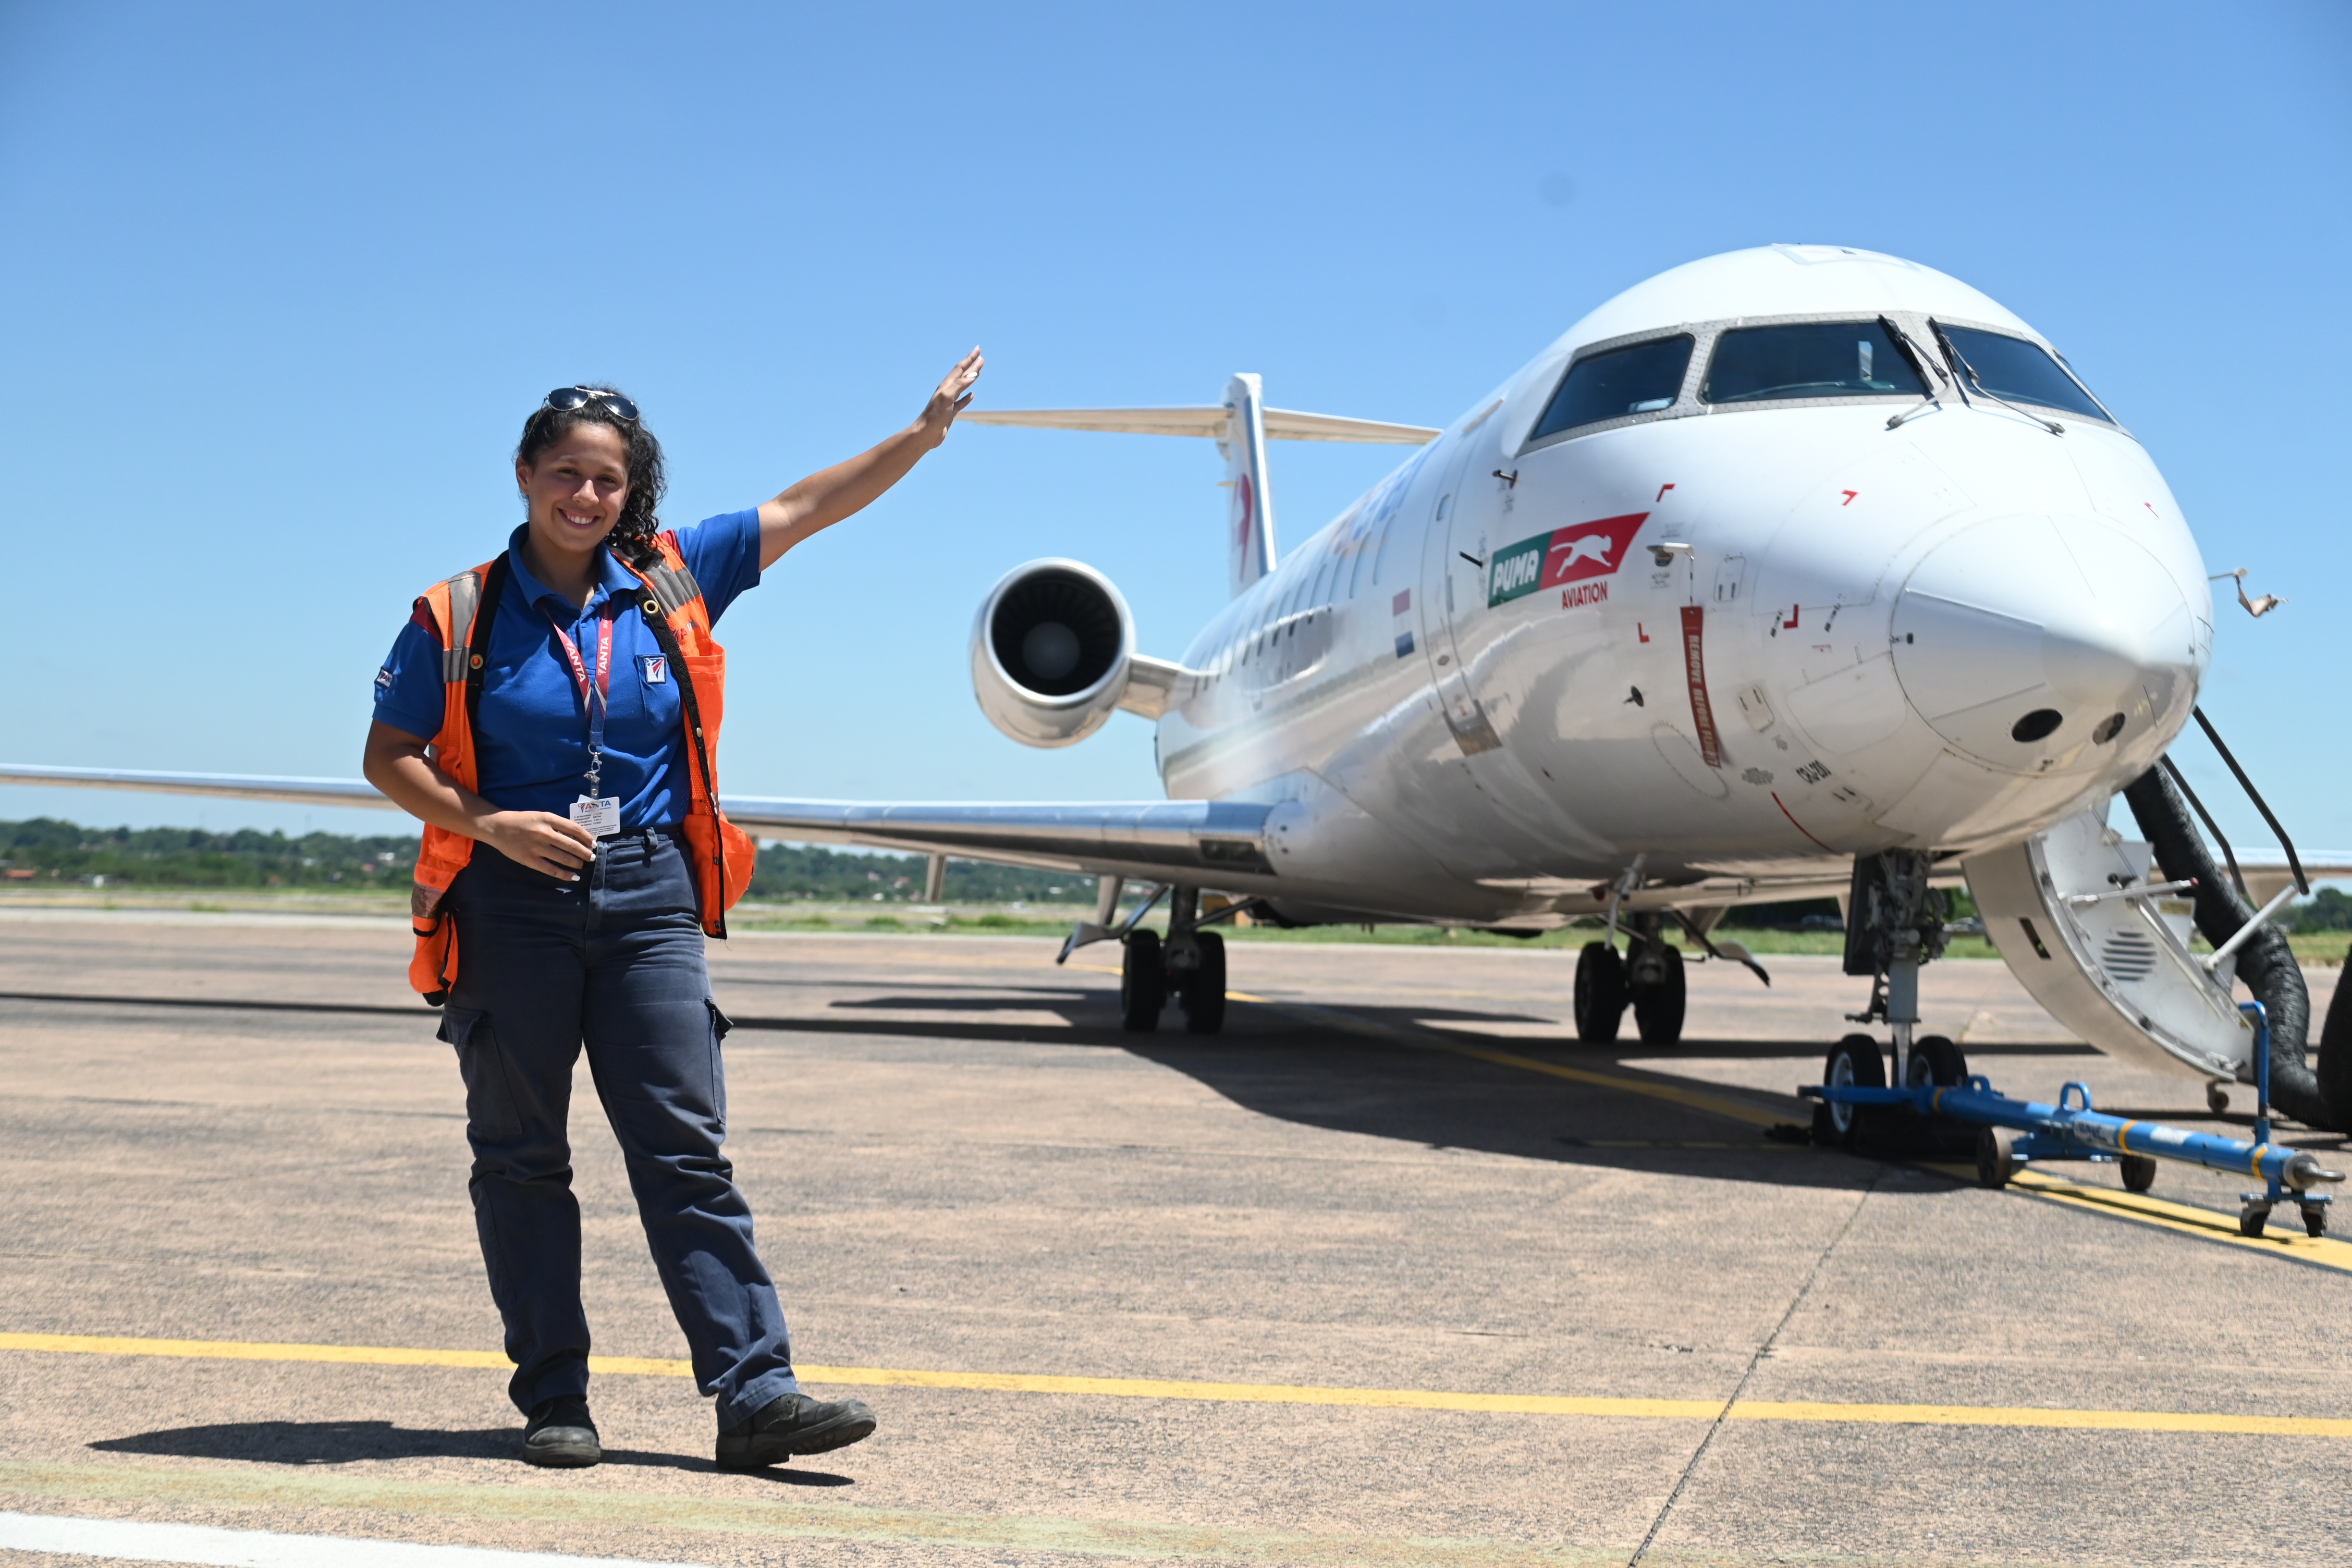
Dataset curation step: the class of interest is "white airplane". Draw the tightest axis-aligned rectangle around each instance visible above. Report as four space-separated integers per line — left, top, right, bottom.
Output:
10 245 2348 1135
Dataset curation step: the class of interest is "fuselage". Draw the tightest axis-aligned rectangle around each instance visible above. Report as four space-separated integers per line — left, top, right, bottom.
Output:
1154 246 2209 926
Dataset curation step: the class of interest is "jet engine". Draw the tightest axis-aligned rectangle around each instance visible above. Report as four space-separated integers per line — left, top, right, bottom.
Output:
971 559 1178 747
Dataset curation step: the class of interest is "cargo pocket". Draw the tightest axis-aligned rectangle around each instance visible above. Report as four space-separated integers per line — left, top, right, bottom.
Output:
706 999 733 1129
438 1005 522 1142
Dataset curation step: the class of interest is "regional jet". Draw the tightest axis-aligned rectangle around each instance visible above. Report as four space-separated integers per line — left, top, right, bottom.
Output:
11 246 2350 1135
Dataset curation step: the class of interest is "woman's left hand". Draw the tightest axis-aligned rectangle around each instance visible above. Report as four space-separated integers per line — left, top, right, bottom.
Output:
915 348 985 447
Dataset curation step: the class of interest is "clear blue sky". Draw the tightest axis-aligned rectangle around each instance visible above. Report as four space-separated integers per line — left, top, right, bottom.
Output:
3 1 2347 856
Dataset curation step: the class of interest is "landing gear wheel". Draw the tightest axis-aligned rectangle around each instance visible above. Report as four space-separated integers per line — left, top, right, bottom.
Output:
2118 1154 2158 1194
1977 1126 2020 1189
1812 1034 1884 1150
1903 1034 1968 1088
1632 946 1686 1045
1120 928 1165 1033
1573 943 1627 1044
1179 931 1226 1035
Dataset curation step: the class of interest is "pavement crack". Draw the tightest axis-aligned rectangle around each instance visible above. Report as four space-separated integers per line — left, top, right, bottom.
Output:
1625 1162 1881 1566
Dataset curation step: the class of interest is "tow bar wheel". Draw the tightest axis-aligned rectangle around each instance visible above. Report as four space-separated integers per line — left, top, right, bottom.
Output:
1977 1126 2020 1189
1811 1034 1883 1149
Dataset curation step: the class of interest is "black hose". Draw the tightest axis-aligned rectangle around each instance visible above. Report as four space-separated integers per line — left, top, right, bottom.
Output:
2323 946 2352 1123
2122 767 2338 1131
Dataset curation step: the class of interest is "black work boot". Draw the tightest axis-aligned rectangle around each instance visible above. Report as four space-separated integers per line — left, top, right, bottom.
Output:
521 1395 601 1468
716 1391 877 1469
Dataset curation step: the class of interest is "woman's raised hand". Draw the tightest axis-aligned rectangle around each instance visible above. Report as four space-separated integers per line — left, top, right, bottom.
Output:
916 348 985 447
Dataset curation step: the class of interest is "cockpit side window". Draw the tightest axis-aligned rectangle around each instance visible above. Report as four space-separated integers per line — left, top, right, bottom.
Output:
1701 321 1925 404
1529 335 1694 442
1933 324 2112 422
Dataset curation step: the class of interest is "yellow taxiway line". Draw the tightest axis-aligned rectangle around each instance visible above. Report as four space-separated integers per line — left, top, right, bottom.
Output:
2 1332 2345 1438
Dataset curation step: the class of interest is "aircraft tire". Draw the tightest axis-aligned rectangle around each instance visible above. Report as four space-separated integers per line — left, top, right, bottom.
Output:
1121 929 1166 1033
1180 931 1227 1035
1573 943 1626 1044
1632 946 1686 1045
1812 1033 1884 1149
1904 1034 1968 1088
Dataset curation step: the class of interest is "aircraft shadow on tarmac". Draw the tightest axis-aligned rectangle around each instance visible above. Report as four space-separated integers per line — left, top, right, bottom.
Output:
87 1422 852 1485
735 991 2106 1191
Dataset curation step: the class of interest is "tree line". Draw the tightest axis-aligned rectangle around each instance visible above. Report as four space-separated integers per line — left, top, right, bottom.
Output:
0 817 1095 903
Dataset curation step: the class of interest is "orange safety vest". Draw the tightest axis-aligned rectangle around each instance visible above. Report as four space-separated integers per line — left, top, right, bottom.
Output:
405 532 757 1003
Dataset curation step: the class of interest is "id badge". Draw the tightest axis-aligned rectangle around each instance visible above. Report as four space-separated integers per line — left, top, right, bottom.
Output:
569 796 622 839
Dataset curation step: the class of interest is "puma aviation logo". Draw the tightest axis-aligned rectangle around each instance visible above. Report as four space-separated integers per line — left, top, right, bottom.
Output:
1488 511 1651 607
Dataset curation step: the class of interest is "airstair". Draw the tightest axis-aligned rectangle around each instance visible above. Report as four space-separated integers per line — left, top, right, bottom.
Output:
1961 709 2348 1130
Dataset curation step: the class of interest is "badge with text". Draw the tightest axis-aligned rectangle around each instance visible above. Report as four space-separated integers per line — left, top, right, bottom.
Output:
569 795 621 839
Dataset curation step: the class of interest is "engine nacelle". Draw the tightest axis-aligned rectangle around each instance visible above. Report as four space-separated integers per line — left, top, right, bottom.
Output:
971 559 1150 748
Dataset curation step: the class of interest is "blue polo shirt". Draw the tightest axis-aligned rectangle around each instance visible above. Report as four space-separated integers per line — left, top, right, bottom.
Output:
373 511 762 828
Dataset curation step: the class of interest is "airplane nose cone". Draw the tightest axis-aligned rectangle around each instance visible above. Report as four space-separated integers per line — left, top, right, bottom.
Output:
1890 514 2199 770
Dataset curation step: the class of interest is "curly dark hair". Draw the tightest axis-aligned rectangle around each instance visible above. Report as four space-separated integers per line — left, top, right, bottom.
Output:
514 386 667 567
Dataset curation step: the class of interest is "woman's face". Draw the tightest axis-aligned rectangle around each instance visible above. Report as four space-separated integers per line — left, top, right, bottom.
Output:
516 422 631 558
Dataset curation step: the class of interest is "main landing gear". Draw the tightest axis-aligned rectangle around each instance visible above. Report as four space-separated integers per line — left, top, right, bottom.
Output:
1119 885 1227 1035
1574 912 1686 1045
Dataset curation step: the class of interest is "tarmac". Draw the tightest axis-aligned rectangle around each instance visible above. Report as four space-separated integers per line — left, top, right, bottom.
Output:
0 914 2347 1568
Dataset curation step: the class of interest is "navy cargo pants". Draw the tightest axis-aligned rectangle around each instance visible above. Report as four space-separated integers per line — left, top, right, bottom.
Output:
438 826 799 1427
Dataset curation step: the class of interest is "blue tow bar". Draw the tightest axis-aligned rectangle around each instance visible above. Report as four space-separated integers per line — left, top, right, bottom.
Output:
1800 1003 2345 1239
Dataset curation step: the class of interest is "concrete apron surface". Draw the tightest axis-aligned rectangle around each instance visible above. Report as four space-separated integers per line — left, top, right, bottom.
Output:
0 917 2346 1568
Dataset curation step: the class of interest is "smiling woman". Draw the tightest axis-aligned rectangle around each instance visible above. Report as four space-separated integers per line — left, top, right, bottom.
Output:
355 350 982 1477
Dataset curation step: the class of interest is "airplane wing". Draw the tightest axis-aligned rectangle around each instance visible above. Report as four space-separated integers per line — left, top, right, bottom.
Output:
962 405 1440 445
721 798 1276 885
0 764 389 810
2 763 2342 915
0 765 1277 890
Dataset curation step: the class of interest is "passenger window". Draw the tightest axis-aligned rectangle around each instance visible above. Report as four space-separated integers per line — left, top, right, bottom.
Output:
1934 324 2110 421
1701 321 1925 404
1529 335 1694 441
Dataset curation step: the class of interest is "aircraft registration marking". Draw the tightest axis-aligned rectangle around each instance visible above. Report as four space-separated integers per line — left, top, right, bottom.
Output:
3 1333 2347 1436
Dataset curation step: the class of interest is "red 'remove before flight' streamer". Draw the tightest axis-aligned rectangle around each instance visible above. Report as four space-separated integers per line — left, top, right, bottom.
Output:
1680 605 1721 768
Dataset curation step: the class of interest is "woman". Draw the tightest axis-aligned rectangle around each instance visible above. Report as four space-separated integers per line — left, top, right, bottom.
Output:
362 350 983 1469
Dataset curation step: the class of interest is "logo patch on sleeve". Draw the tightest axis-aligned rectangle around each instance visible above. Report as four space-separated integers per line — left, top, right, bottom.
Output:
374 666 394 692
639 655 668 685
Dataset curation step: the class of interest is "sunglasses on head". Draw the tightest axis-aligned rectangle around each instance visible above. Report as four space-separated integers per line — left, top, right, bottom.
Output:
542 386 640 422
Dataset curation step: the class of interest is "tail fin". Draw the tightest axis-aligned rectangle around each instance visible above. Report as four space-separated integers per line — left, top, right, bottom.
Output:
1219 374 1276 597
960 382 1438 601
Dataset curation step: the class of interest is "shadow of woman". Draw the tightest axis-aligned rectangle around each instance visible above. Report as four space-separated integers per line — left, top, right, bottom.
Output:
90 1421 853 1485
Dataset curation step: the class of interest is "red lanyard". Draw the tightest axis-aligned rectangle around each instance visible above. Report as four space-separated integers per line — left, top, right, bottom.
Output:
546 608 614 797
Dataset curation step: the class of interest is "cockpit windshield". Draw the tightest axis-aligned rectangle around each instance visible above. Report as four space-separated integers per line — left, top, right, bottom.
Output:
1934 325 2110 421
1701 321 1926 404
1529 334 1694 441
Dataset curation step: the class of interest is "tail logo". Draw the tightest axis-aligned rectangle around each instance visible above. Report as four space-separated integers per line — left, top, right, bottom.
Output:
1232 473 1255 561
